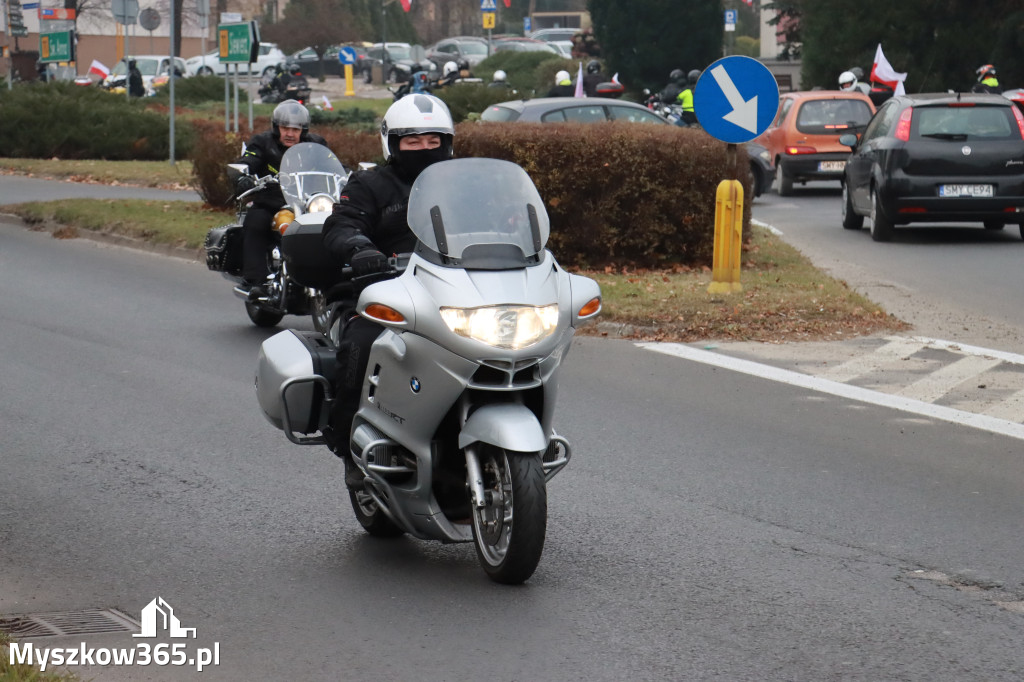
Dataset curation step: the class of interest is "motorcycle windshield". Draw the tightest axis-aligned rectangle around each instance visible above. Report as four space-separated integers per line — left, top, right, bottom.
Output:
278 143 349 210
408 158 550 268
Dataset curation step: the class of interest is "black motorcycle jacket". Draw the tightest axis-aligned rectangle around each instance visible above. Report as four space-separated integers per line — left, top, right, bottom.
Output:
233 130 328 209
322 163 418 265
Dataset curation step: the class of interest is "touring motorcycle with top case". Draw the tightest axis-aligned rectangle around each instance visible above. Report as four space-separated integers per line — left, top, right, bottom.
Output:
204 142 349 330
255 157 601 583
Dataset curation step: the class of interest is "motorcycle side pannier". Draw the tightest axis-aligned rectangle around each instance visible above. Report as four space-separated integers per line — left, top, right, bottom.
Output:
281 220 345 290
204 224 242 274
256 329 339 435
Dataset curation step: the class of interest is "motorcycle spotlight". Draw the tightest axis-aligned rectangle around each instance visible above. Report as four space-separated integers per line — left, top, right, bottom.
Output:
305 193 335 214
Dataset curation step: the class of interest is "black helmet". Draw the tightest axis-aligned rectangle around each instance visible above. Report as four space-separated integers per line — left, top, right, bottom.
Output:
687 69 701 85
586 59 602 74
288 63 301 75
669 69 685 84
457 58 469 71
272 99 310 137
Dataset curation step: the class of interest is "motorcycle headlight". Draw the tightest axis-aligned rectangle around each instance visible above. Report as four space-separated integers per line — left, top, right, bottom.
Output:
440 304 560 350
306 194 335 214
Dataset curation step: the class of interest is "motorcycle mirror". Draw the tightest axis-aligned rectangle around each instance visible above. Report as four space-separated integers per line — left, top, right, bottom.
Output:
226 164 249 181
358 162 378 171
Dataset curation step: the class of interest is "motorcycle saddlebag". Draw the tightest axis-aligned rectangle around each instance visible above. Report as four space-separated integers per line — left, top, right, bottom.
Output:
281 219 345 290
256 329 339 435
204 224 242 274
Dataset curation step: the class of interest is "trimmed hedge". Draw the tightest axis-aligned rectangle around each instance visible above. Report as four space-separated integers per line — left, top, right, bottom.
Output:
0 82 194 160
456 121 752 268
191 120 752 268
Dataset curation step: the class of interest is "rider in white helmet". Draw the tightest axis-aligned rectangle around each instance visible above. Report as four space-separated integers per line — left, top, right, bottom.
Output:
838 70 858 92
322 94 456 473
437 60 461 88
488 69 511 89
548 69 574 97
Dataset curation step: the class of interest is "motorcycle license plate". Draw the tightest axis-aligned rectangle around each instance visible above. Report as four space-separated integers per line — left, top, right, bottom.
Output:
939 184 993 197
818 161 846 172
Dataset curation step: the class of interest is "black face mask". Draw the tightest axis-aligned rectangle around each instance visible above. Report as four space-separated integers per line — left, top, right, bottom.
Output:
394 147 450 182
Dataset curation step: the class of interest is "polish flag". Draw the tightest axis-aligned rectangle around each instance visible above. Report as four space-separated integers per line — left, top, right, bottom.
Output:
88 59 110 78
399 0 411 11
503 0 510 6
321 94 333 110
573 61 584 98
870 43 907 96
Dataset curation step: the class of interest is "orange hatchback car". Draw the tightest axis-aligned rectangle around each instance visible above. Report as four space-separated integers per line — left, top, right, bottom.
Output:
756 91 875 196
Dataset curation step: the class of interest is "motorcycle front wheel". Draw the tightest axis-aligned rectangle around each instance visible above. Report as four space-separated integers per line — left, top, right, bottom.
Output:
471 447 547 584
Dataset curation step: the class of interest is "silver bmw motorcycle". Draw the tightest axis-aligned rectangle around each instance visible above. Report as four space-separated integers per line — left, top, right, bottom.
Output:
256 158 601 584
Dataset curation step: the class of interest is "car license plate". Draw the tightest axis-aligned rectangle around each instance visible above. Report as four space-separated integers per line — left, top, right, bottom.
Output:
818 161 845 172
939 184 993 197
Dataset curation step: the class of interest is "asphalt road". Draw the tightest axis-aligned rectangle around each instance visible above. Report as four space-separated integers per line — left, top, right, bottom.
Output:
2 186 1024 680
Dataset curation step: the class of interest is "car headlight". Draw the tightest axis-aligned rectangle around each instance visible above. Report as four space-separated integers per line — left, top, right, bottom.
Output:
440 304 559 350
306 194 335 214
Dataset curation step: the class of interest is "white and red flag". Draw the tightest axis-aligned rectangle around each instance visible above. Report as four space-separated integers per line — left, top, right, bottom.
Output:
399 0 411 11
88 59 110 78
321 95 333 111
870 43 907 96
573 61 584 97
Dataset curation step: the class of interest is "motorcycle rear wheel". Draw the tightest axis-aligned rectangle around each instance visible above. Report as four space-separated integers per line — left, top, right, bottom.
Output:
471 447 547 584
245 301 284 327
349 488 404 537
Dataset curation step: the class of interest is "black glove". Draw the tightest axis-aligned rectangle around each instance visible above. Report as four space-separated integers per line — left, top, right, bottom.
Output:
234 175 256 195
349 248 388 277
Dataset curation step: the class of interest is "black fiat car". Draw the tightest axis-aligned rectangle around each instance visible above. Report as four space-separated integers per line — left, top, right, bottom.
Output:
840 92 1024 241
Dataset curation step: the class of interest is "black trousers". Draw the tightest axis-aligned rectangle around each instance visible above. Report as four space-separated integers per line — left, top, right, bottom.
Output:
331 314 384 446
242 205 276 282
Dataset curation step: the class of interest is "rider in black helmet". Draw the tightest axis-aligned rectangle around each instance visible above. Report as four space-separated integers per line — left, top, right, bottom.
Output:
582 59 607 97
660 68 687 103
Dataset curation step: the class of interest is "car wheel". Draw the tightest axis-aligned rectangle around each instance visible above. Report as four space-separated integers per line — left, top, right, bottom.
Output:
750 162 763 198
198 66 214 76
983 220 1005 230
869 187 894 242
262 66 276 78
775 161 793 196
842 182 864 230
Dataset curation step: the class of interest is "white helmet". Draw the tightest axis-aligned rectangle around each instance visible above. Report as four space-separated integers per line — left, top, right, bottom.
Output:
493 69 507 82
555 70 570 85
443 61 458 77
380 93 455 161
838 70 857 91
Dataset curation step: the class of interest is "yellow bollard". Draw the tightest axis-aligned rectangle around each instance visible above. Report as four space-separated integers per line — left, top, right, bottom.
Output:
344 64 355 97
707 179 744 294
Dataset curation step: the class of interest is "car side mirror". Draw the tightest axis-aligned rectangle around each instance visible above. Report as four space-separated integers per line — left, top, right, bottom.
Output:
838 133 859 149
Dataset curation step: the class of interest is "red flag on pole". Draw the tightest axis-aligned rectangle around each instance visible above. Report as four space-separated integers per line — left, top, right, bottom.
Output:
503 0 511 6
399 0 411 11
870 43 907 95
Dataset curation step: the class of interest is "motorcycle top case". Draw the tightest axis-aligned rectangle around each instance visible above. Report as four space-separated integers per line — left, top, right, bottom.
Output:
281 219 344 290
204 223 242 274
256 329 339 434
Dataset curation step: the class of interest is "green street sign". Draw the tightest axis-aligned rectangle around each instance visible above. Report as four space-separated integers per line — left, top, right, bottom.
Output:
217 21 258 64
39 31 75 63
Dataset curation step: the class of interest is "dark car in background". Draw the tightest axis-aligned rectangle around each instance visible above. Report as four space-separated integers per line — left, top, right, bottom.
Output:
289 46 342 78
426 36 489 71
363 42 429 84
840 92 1024 241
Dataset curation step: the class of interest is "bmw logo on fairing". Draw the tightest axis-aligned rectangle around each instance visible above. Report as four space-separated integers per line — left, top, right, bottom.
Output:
962 145 972 156
410 377 421 393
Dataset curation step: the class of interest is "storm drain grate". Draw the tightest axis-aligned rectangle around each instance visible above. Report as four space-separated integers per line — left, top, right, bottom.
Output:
0 609 140 638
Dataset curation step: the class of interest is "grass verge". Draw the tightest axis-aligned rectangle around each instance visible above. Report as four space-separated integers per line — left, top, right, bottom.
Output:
0 194 908 343
1 633 76 682
0 158 195 190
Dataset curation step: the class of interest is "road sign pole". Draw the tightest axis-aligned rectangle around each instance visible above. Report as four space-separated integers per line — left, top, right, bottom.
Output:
344 63 354 96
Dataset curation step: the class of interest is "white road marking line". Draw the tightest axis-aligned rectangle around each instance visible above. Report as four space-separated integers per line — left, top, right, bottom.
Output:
984 387 1024 422
894 336 1024 366
896 355 1003 402
637 342 1024 442
818 337 925 382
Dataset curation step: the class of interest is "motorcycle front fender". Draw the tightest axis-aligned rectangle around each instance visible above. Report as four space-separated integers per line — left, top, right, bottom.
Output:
458 403 547 454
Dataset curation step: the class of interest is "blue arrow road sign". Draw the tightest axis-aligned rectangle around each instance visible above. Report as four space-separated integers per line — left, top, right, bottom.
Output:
338 46 358 65
694 55 780 144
